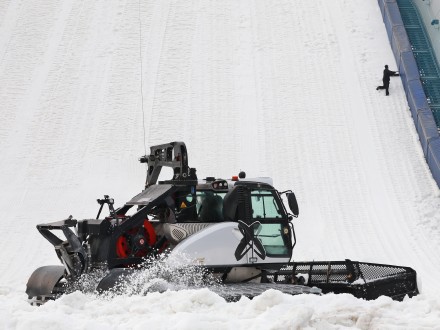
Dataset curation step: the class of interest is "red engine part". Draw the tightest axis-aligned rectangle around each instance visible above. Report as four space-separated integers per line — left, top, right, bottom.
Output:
116 220 157 258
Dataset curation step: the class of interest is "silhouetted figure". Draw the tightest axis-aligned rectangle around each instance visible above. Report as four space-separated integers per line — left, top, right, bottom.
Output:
376 65 399 96
198 192 223 222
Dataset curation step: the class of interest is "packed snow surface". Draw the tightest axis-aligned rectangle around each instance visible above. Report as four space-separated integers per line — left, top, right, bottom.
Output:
1 0 440 328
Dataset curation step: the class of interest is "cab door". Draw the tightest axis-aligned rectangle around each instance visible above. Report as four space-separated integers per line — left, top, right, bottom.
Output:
247 188 292 263
223 183 293 264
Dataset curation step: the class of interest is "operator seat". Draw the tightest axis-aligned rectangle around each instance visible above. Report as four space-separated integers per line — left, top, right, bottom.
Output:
199 193 223 222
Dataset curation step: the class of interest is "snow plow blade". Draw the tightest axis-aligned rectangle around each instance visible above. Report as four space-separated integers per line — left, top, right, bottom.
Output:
26 266 65 305
272 260 418 301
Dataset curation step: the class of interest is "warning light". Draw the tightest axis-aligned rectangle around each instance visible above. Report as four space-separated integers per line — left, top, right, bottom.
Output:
232 176 239 181
180 202 187 208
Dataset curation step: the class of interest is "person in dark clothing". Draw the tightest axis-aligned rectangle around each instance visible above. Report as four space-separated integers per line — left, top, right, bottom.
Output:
376 65 399 95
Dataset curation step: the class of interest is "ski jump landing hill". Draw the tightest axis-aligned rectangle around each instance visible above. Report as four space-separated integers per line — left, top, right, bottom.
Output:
378 0 440 186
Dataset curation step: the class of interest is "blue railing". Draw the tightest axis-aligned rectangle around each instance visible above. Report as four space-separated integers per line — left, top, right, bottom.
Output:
378 0 440 187
397 0 440 126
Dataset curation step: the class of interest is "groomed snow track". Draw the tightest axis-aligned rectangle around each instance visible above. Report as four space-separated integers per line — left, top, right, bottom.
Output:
1 0 440 328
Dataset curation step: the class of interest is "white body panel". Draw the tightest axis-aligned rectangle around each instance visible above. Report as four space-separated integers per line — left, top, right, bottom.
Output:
170 222 291 266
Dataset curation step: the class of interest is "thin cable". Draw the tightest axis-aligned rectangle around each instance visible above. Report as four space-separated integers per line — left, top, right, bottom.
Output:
138 0 147 156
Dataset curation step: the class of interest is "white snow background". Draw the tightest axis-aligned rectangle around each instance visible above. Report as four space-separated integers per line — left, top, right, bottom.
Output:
1 0 440 329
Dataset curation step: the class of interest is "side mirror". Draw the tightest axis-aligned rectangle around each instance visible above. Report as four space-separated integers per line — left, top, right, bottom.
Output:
287 192 299 217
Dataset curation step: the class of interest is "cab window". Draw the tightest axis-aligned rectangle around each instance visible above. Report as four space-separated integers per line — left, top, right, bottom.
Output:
255 223 289 256
196 191 226 222
251 190 282 219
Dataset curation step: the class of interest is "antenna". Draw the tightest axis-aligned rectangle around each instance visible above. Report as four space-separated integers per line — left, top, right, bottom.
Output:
138 0 147 156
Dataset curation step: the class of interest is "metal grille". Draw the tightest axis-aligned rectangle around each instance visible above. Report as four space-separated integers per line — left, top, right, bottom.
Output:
177 223 212 235
430 106 440 128
406 28 429 51
358 263 406 282
293 262 354 283
397 0 440 128
166 223 212 244
264 260 418 301
422 79 440 103
171 228 185 241
414 52 439 77
399 10 420 26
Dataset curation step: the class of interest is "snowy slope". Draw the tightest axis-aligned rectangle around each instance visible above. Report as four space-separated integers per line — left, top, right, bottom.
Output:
1 0 440 328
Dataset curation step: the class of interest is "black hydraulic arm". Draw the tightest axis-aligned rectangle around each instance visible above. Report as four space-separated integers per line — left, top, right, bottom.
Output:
139 141 197 188
37 216 88 278
37 216 77 246
96 195 115 219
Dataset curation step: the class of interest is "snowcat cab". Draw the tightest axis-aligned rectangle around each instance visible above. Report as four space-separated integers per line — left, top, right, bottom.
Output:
26 142 419 305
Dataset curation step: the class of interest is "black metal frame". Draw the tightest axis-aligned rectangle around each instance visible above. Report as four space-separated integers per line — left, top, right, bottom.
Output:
267 260 418 301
